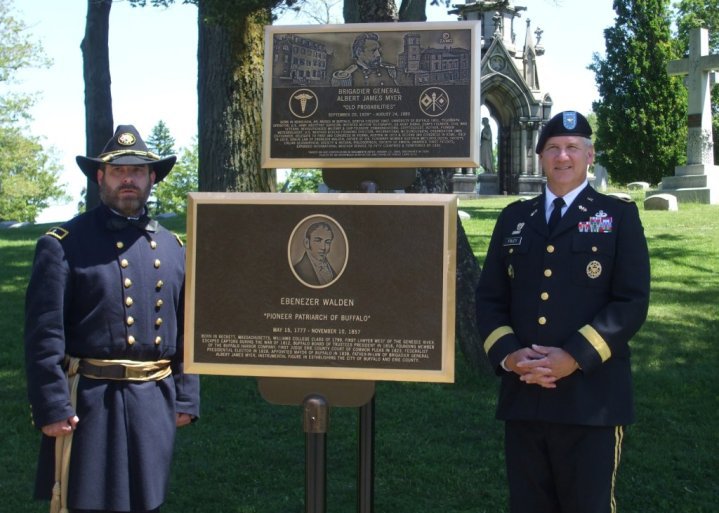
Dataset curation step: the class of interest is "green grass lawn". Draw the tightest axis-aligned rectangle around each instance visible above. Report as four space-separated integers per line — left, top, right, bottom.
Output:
2 196 717 512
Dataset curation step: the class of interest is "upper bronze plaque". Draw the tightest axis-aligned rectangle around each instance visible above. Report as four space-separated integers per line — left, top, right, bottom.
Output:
262 21 481 169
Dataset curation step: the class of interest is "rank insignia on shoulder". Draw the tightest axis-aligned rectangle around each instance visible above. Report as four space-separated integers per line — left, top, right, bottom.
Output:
174 233 184 247
46 227 69 240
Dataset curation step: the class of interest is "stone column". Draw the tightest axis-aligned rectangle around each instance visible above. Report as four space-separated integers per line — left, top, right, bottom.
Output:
520 120 528 175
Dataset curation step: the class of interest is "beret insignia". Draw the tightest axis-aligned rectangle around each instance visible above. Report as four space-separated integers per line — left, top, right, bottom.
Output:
563 111 577 130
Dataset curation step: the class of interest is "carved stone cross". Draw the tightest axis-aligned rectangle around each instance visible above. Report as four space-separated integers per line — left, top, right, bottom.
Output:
667 28 719 169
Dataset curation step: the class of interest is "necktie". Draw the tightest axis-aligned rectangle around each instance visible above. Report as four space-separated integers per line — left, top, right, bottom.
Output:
547 197 565 234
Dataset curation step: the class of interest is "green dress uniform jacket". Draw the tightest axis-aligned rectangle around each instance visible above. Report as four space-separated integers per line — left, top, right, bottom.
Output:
25 205 200 511
475 185 650 426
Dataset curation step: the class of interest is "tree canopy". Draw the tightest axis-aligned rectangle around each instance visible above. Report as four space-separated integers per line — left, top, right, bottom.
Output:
590 0 686 185
0 0 67 222
146 120 198 215
146 120 177 157
674 0 719 51
153 139 199 215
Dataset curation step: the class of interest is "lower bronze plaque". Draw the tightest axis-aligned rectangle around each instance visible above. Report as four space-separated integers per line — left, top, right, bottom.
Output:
185 193 456 383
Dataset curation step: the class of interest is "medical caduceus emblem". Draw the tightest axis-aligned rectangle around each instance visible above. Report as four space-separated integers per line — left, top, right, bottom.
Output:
289 89 319 119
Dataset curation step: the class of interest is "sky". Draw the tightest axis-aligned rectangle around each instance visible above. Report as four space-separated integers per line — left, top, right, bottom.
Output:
13 0 616 223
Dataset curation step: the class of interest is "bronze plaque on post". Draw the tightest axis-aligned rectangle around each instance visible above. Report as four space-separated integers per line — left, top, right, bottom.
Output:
261 21 481 169
184 193 457 383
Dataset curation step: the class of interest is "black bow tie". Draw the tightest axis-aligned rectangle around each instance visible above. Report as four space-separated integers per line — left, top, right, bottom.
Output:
106 215 158 232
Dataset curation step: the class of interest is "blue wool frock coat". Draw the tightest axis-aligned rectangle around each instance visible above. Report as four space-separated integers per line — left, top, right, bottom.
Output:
25 205 200 511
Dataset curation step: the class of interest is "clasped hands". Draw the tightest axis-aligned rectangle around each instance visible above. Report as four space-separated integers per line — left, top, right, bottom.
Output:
505 345 580 389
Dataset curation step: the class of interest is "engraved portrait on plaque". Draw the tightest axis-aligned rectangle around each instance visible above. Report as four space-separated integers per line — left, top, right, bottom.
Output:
289 215 349 288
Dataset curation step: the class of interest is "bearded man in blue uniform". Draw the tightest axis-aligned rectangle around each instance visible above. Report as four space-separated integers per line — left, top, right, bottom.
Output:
475 111 650 513
25 125 200 513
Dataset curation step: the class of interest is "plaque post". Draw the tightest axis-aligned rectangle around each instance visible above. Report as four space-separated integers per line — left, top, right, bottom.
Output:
355 178 380 513
358 396 375 513
304 394 329 513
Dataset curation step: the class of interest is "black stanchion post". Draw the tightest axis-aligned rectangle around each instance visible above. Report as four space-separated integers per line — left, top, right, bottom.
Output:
304 394 329 513
357 395 376 513
356 178 378 513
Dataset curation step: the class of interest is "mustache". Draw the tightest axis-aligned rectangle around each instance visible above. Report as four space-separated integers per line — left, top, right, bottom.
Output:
118 185 141 192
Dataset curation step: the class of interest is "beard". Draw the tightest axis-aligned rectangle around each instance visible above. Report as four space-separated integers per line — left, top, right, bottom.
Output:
99 181 152 217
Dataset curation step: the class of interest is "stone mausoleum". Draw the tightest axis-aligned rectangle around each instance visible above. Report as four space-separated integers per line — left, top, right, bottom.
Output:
452 0 554 195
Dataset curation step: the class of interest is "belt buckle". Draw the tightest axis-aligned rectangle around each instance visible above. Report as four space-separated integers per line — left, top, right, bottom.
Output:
124 367 149 379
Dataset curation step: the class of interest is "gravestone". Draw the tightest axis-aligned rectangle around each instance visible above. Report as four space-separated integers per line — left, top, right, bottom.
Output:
593 164 609 191
648 27 719 204
644 193 678 211
628 181 650 190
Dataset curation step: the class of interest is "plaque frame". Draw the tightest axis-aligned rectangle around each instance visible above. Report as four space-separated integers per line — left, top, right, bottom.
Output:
184 193 457 383
261 21 481 169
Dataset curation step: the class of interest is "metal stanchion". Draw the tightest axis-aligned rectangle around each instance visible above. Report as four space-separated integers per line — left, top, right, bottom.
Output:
356 178 378 513
357 395 376 513
304 394 328 513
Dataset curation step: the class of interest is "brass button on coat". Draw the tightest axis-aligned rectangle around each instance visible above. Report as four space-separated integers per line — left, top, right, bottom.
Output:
544 269 552 277
541 292 549 301
155 318 163 327
120 259 129 268
546 245 555 253
125 297 134 307
155 299 164 309
154 259 161 269
127 316 135 326
155 336 162 345
156 280 164 289
538 316 547 325
127 335 136 345
150 241 158 249
116 241 124 249
124 278 132 288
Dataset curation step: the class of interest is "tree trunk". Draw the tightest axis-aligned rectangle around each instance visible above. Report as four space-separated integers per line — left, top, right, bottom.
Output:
81 0 114 210
343 0 398 23
399 0 485 370
406 169 485 370
340 0 486 370
399 0 427 22
197 3 274 192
